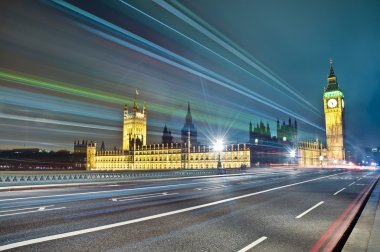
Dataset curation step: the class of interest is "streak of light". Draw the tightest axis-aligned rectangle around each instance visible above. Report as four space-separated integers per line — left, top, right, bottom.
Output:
154 0 322 116
0 70 127 105
119 0 321 118
0 113 121 131
0 71 251 133
49 0 323 131
1 87 119 121
0 139 73 149
0 123 112 137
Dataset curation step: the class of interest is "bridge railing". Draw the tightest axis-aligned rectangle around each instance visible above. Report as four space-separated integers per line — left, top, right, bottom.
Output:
0 169 226 186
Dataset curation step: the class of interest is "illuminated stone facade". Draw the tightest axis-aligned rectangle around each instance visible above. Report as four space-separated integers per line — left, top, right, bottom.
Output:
77 101 250 171
122 102 147 151
323 60 345 163
298 138 324 167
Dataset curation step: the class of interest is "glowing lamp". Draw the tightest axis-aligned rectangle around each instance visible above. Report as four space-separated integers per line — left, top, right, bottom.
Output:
213 139 224 152
289 149 296 158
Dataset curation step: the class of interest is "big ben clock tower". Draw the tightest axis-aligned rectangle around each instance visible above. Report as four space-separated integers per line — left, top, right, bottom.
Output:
323 59 345 163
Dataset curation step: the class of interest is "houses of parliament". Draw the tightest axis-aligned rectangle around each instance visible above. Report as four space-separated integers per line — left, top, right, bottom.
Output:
76 61 345 170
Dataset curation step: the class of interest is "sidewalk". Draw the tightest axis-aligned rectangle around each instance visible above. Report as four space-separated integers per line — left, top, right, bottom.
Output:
343 176 380 252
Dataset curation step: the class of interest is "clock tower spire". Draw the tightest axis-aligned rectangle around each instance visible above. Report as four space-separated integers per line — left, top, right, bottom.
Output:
323 58 345 164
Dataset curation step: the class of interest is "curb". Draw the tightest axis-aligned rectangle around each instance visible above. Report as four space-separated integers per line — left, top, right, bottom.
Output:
310 174 380 252
343 174 380 251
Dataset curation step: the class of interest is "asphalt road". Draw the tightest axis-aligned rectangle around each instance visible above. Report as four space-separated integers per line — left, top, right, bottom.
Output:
0 168 378 252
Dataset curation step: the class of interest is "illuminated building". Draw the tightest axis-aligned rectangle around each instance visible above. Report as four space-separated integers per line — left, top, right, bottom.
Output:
324 59 345 163
76 100 250 170
298 138 325 167
74 60 345 170
122 101 147 151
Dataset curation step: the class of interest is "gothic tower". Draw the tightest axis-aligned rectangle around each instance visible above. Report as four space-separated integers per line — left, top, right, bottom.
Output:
122 100 147 151
323 59 345 162
181 102 197 146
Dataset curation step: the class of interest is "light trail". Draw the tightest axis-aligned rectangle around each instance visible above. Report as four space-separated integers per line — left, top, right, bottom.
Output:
154 0 322 117
48 1 322 131
119 0 321 118
1 87 119 121
82 25 321 130
0 72 263 135
0 70 127 105
0 113 121 131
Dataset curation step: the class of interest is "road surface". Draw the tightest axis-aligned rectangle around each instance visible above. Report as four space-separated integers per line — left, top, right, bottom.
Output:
0 168 378 251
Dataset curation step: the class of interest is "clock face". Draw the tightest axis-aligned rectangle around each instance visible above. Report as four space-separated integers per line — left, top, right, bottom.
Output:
327 99 337 108
342 99 345 108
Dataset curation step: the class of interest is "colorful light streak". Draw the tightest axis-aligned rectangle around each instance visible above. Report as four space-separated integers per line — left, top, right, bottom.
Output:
2 1 376 150
153 0 322 116
49 0 322 131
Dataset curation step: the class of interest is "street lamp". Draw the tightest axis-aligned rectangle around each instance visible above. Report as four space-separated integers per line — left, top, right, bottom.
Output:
289 149 296 158
319 155 324 167
289 149 296 166
213 138 223 172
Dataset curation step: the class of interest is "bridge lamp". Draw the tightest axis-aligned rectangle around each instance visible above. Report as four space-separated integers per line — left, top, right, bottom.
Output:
289 149 296 158
213 139 224 152
213 138 224 170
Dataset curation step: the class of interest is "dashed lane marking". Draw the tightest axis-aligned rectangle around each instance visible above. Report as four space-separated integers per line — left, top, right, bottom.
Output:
0 205 66 217
296 201 324 219
237 236 267 252
333 188 346 196
110 192 178 202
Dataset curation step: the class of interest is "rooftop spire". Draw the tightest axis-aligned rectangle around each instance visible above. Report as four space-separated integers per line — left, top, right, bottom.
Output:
328 57 335 78
186 102 192 123
326 57 339 89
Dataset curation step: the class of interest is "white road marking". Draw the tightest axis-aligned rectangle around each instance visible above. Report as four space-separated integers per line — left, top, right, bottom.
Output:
0 172 345 251
0 206 66 217
0 182 205 202
0 205 54 213
354 183 366 186
239 181 257 185
238 236 267 252
296 201 324 219
358 178 362 181
111 192 178 202
333 188 346 196
195 185 228 191
348 182 355 186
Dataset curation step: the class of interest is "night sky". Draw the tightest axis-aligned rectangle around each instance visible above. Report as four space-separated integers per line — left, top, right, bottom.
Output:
1 0 379 151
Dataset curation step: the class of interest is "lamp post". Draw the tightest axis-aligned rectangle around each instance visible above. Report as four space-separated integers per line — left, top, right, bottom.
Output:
289 149 296 165
213 139 223 174
319 155 324 167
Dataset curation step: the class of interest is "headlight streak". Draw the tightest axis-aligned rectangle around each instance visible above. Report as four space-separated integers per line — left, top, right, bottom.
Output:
1 87 119 121
0 113 121 131
48 0 323 132
0 123 112 137
0 139 73 149
118 0 321 118
0 71 258 134
0 1 335 150
153 0 321 116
